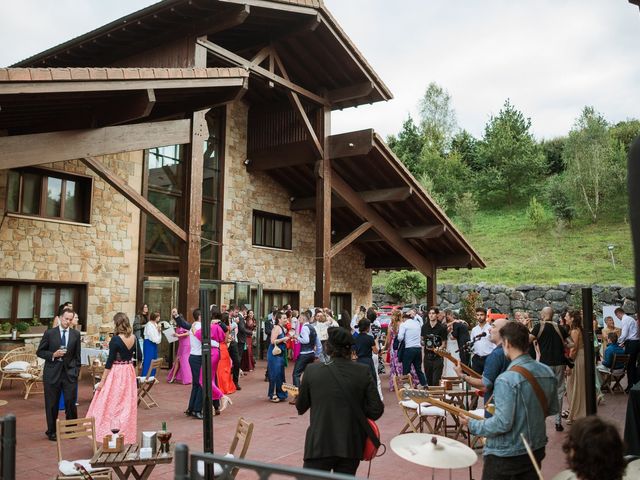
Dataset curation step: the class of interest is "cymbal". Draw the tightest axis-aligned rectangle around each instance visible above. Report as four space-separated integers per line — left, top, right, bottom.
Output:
390 433 477 469
551 459 640 480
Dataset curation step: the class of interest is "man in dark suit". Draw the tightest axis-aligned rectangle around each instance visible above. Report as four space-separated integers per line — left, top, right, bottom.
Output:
296 327 384 475
36 307 81 441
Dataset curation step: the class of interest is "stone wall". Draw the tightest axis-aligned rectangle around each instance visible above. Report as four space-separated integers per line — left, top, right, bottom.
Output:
0 153 143 331
373 283 636 318
220 101 372 310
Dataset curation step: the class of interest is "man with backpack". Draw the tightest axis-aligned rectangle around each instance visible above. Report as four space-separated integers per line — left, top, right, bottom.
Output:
292 312 322 388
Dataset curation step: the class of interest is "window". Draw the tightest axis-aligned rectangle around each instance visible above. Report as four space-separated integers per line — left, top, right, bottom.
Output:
252 211 292 250
5 168 92 223
0 281 87 328
330 293 352 319
263 291 300 312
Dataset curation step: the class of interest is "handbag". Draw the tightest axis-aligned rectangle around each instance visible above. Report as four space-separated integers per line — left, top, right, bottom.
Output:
271 344 282 356
326 363 384 463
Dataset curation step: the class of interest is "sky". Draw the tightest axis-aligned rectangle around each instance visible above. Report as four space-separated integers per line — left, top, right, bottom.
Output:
1 0 640 140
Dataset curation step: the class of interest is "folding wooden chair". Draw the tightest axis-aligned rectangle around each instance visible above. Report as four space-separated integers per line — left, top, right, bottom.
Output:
56 417 111 480
196 417 254 479
137 358 163 409
611 354 630 393
392 375 446 434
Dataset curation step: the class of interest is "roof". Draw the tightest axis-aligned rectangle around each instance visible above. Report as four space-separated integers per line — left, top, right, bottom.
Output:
248 129 485 272
0 67 248 135
10 0 391 110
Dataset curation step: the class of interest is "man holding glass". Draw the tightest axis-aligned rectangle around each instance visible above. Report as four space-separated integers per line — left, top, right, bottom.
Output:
37 307 81 441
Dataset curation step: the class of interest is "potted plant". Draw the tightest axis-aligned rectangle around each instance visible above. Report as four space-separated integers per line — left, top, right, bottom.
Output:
15 322 30 336
28 315 48 335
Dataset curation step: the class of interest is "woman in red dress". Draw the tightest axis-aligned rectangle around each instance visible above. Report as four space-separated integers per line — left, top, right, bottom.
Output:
241 310 256 372
217 312 237 394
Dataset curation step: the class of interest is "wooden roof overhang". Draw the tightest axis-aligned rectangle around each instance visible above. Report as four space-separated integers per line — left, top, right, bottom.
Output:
0 67 248 137
247 129 486 274
10 0 391 110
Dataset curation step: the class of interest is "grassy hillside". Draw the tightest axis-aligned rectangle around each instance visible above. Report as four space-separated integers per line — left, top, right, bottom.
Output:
374 207 634 287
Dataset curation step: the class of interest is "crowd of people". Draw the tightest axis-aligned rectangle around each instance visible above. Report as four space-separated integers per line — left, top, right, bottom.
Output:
35 300 638 479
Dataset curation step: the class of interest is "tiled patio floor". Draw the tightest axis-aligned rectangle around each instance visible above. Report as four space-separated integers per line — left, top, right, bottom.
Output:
5 360 630 479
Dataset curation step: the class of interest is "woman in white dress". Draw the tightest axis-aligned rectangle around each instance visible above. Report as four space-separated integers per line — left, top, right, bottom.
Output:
442 315 461 378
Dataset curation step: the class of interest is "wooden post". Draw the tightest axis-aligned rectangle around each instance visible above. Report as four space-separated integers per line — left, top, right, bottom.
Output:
427 274 437 308
178 110 206 317
314 107 331 307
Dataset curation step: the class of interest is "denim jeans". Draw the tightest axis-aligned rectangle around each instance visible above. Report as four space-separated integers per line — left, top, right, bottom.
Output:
292 354 315 387
402 347 427 386
188 354 202 414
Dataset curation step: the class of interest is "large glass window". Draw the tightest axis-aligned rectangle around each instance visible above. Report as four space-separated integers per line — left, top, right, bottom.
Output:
252 211 292 250
5 168 92 223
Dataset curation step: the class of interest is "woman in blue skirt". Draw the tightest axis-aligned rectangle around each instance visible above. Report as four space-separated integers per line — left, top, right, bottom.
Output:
142 312 162 376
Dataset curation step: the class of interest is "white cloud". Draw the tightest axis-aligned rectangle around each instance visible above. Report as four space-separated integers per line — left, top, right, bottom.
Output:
2 0 639 141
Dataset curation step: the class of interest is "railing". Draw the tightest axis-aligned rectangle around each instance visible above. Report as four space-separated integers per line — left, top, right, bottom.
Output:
0 414 16 480
174 444 360 480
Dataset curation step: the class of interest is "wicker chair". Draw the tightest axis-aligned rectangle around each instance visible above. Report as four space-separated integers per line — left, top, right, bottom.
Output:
21 360 45 399
0 345 38 391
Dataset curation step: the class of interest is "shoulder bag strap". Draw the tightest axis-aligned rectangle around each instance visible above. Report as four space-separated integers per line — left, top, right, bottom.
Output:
509 365 549 417
325 363 380 448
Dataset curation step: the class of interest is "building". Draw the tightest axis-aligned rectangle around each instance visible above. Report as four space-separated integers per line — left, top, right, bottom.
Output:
0 0 484 333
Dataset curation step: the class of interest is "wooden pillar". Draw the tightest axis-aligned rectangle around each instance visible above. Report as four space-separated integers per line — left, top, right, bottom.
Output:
314 107 331 307
426 273 437 308
179 110 206 316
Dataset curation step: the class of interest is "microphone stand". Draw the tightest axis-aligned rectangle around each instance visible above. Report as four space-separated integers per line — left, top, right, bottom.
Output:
463 350 474 480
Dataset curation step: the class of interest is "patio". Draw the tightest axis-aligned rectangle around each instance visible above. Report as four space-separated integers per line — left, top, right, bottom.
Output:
7 360 630 479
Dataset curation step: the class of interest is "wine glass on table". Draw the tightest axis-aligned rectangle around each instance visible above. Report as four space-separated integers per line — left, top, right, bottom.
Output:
110 418 121 447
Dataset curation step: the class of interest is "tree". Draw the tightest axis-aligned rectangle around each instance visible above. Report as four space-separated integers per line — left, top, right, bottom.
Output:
545 174 576 224
610 119 640 154
417 171 449 213
476 100 546 205
419 82 457 154
385 270 426 303
563 106 624 223
451 130 481 170
540 137 567 175
418 147 473 214
387 115 425 177
455 192 478 233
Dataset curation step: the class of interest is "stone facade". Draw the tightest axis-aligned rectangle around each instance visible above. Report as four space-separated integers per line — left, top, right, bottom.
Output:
220 100 372 310
0 153 143 331
373 283 636 318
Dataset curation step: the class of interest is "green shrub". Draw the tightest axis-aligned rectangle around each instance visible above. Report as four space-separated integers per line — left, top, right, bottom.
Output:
0 322 11 333
461 290 483 326
455 192 478 233
15 322 30 334
385 270 426 303
526 196 546 228
546 175 575 224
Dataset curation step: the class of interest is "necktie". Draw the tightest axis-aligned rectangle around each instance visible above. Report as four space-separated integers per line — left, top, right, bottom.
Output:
61 329 67 348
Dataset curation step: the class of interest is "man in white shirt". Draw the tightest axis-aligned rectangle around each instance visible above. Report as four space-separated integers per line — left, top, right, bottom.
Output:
615 307 639 392
187 309 203 419
471 308 496 375
398 312 427 387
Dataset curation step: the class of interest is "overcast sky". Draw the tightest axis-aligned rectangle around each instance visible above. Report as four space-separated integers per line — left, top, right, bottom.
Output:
1 0 639 140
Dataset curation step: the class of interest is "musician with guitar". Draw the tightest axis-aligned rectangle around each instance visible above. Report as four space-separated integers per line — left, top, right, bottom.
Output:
454 318 510 418
459 322 558 480
296 327 384 475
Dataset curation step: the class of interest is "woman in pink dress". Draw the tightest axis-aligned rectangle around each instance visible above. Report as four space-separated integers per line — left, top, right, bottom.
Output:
167 326 191 384
195 312 232 414
87 313 137 442
291 310 302 362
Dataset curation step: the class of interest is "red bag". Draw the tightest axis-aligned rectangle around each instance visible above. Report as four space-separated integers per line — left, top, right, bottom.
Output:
362 418 381 461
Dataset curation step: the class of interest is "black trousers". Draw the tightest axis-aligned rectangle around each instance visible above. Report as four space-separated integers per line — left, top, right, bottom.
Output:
292 354 315 387
304 457 360 475
44 377 77 435
625 340 640 389
228 341 240 385
424 355 444 387
188 354 203 414
472 354 488 375
482 448 545 480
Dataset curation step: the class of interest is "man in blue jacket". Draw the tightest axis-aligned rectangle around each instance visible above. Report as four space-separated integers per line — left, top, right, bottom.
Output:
460 321 558 480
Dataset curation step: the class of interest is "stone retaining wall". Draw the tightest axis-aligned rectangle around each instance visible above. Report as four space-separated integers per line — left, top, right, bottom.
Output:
373 284 636 318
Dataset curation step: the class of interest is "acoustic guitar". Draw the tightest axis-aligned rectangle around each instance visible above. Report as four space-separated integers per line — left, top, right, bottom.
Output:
282 383 299 397
400 388 484 420
427 347 481 379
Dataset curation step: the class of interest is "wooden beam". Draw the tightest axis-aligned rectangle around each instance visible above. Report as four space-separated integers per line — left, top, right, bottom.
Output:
206 4 251 35
327 129 374 159
364 256 412 269
219 0 317 15
0 119 190 169
435 254 474 268
93 88 156 127
314 107 332 308
331 172 435 278
0 77 246 95
271 50 323 159
344 225 446 243
290 186 411 211
246 140 315 172
427 275 437 308
329 222 371 259
80 156 187 242
196 38 329 106
327 81 374 104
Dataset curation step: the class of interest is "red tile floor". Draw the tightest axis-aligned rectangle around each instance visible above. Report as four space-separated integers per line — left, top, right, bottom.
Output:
5 361 630 479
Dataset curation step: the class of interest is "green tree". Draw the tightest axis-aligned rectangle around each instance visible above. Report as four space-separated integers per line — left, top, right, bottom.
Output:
455 192 478 233
387 115 424 177
419 82 457 154
526 196 546 228
417 171 449 213
563 106 625 223
477 100 546 205
451 130 481 170
418 147 473 213
385 270 427 303
540 137 566 174
610 119 640 154
545 174 576 224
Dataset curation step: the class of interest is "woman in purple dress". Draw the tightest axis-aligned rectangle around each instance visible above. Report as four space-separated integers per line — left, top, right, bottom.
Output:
384 310 419 391
167 323 191 384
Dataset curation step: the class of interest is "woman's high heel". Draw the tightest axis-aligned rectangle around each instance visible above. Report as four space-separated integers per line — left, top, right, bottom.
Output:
220 395 233 412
